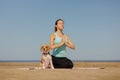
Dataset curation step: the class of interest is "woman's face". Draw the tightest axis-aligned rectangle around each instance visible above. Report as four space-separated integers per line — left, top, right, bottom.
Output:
56 20 64 31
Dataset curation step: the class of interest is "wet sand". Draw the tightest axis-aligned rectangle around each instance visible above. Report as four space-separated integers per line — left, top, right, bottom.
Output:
0 62 120 80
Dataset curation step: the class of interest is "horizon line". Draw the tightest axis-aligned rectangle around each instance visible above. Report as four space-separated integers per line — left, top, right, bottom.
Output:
0 60 120 62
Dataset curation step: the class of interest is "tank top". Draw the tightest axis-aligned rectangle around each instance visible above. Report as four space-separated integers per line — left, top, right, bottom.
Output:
52 33 67 57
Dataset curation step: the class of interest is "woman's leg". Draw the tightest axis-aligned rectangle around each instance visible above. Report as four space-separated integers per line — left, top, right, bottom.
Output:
64 57 73 68
52 56 64 68
52 56 73 69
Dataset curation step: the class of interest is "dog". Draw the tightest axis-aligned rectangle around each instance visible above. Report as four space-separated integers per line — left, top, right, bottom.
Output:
39 44 54 69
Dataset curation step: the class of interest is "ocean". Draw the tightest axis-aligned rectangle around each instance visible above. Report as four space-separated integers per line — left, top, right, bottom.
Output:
0 60 120 62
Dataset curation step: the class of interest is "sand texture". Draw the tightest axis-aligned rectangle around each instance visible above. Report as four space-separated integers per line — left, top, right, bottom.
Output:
0 62 120 80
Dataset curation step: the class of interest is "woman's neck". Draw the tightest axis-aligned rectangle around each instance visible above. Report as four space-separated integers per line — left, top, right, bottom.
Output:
56 30 64 36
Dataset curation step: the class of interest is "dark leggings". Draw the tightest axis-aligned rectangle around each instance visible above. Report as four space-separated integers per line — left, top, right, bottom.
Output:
52 55 73 69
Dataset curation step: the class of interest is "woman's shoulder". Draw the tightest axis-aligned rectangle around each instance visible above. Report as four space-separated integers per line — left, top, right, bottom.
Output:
50 33 55 38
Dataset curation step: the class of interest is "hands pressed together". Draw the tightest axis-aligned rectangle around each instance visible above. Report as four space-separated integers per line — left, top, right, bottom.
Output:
50 34 75 50
61 35 68 45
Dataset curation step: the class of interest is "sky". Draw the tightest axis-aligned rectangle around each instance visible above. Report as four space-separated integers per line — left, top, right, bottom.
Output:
0 0 120 61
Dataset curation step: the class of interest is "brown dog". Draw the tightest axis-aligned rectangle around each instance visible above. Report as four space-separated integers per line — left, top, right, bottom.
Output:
39 44 54 69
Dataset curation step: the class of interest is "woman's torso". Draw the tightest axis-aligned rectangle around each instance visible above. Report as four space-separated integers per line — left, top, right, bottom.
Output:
52 33 67 57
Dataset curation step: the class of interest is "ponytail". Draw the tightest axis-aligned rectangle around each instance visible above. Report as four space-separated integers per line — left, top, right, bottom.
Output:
54 26 57 32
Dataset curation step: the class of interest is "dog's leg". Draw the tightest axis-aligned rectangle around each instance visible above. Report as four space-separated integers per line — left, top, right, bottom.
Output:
47 55 54 69
42 64 45 69
44 58 50 69
49 56 54 69
50 60 54 69
41 55 46 69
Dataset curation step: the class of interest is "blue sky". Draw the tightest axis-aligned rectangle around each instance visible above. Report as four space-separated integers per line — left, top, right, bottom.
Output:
0 0 120 61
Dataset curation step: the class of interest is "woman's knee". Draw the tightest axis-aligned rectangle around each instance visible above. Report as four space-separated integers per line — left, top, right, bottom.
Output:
68 61 73 68
66 58 74 68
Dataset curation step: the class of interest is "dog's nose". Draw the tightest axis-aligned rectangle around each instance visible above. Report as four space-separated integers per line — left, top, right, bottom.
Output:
43 48 45 50
43 48 46 52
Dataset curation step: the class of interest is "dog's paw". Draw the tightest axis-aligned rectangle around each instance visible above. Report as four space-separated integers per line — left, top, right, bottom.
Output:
51 67 54 69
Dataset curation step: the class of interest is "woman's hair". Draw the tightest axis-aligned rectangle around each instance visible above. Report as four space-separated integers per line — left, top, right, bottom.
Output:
54 19 64 32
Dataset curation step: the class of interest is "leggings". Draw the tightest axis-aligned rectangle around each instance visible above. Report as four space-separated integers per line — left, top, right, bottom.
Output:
52 55 73 69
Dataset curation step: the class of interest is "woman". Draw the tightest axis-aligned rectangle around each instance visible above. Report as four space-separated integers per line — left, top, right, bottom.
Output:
50 19 75 69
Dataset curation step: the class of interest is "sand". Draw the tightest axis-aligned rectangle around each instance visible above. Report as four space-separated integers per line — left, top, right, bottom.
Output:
0 62 120 80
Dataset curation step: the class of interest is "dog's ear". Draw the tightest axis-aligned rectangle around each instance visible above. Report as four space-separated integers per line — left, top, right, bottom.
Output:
40 46 44 52
46 46 51 52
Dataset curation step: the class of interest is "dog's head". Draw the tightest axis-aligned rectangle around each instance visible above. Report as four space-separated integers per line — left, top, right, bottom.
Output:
40 44 51 53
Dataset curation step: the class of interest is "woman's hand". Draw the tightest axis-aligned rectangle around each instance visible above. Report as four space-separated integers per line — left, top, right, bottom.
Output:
61 35 66 44
64 35 75 50
50 33 75 50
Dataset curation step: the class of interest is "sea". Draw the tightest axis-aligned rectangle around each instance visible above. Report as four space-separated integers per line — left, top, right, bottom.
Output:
0 60 120 62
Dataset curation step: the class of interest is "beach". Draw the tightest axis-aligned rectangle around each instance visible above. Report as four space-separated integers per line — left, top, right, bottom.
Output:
0 62 120 80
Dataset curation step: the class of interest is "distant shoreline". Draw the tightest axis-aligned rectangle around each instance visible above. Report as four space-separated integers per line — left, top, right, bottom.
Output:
0 60 120 62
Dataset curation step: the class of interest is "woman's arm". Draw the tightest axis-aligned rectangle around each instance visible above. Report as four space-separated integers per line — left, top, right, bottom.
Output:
50 34 65 49
65 35 75 50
